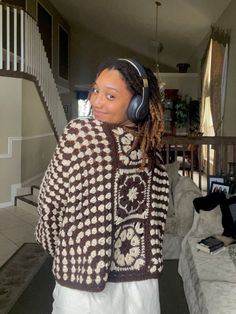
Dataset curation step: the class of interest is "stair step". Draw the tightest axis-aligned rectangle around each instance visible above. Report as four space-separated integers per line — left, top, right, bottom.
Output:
15 194 38 212
31 185 40 198
16 199 38 214
16 186 31 197
15 185 40 213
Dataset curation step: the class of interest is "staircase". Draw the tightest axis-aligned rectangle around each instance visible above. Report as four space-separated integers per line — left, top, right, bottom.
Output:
0 3 68 207
15 186 39 212
0 3 68 139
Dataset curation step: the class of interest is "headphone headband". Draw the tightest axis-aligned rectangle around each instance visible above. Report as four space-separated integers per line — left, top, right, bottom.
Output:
118 58 149 88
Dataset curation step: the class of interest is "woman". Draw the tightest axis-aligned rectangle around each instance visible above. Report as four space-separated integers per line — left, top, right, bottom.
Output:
35 58 169 314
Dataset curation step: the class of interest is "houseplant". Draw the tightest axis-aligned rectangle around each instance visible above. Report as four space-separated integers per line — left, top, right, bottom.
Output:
175 97 200 134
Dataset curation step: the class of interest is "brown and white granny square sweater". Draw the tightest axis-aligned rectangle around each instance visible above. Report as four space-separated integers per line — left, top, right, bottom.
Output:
35 118 169 292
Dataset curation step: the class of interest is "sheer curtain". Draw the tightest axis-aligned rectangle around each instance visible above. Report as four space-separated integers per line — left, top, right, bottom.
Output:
200 27 230 174
210 40 229 135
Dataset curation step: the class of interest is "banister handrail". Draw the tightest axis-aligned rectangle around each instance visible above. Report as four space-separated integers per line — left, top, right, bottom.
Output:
162 135 236 145
161 134 236 191
0 2 27 12
0 3 67 140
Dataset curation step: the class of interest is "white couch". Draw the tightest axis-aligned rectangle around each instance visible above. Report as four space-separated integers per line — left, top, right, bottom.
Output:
178 204 236 314
163 161 202 259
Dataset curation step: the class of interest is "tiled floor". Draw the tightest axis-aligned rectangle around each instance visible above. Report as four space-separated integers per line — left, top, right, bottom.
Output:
0 205 38 267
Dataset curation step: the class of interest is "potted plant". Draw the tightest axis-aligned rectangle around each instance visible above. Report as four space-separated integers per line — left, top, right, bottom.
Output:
175 97 200 135
175 98 189 135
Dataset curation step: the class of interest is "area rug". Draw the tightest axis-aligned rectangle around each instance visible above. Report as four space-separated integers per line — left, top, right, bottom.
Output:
2 250 189 314
0 243 48 314
8 259 189 314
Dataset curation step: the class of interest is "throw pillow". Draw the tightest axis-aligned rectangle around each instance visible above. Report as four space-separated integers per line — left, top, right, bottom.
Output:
193 193 236 238
194 205 224 237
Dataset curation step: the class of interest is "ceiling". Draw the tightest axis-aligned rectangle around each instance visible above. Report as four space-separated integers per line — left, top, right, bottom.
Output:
50 0 231 71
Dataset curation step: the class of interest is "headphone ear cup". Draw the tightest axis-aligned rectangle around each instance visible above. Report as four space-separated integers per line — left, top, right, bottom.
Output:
118 58 150 123
127 94 149 123
127 96 142 123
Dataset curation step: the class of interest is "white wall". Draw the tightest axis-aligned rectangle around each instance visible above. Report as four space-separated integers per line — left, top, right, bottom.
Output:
160 73 200 100
56 26 157 120
21 79 57 184
0 77 22 153
0 77 57 206
70 26 155 88
0 77 22 205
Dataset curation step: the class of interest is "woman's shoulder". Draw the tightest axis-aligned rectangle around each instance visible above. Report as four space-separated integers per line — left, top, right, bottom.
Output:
65 118 133 135
63 118 104 136
66 117 102 129
61 119 138 147
61 118 119 147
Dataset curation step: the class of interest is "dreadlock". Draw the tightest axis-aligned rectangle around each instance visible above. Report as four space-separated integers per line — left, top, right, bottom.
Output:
95 58 164 167
135 67 164 165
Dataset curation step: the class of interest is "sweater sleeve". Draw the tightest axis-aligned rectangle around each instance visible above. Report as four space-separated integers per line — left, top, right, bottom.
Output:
35 121 78 257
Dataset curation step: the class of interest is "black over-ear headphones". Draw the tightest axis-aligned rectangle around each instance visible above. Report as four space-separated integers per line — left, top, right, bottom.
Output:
118 58 149 123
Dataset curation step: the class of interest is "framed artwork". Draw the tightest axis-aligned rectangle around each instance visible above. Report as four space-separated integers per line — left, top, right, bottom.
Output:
37 2 52 66
59 25 69 80
208 175 224 193
210 182 230 195
63 104 69 113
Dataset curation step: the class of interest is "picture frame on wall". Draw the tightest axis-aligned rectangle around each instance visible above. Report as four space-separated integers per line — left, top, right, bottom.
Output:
208 175 225 193
210 182 230 195
63 104 69 114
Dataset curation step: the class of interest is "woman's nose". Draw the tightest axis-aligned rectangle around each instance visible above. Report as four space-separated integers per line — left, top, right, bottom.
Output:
91 93 104 108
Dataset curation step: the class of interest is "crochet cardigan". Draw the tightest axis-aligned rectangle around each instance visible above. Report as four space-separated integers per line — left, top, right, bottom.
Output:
35 118 169 292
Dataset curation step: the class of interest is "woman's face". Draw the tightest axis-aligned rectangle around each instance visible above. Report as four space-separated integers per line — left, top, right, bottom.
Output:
90 69 133 124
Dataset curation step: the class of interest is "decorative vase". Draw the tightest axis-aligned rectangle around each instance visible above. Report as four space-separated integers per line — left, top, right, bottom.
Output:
176 63 190 73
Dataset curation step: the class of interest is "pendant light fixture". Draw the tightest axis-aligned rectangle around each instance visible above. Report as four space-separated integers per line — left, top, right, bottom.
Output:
154 1 165 97
155 1 162 74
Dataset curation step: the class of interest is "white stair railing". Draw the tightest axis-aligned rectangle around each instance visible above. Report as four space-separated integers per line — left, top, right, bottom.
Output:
0 3 67 138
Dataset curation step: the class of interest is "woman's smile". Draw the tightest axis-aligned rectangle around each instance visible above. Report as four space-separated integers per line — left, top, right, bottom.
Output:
93 110 107 119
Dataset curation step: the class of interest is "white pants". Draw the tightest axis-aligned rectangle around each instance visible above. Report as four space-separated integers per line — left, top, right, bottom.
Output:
52 279 161 314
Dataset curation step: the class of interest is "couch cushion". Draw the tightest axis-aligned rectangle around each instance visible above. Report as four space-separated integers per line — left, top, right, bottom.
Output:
174 176 202 236
194 205 224 238
165 216 176 234
165 161 180 217
201 281 236 314
186 236 236 282
179 236 236 314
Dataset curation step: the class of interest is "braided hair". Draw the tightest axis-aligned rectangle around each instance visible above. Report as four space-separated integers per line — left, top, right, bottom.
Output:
95 58 164 166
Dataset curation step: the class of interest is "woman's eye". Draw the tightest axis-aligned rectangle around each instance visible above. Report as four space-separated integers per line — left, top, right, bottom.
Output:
91 87 99 94
107 94 115 100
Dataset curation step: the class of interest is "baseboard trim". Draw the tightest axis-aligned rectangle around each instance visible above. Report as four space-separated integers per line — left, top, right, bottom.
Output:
0 133 54 159
0 200 14 209
0 173 44 208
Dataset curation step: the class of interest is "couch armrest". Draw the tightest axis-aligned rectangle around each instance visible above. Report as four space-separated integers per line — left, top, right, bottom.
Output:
173 176 202 236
